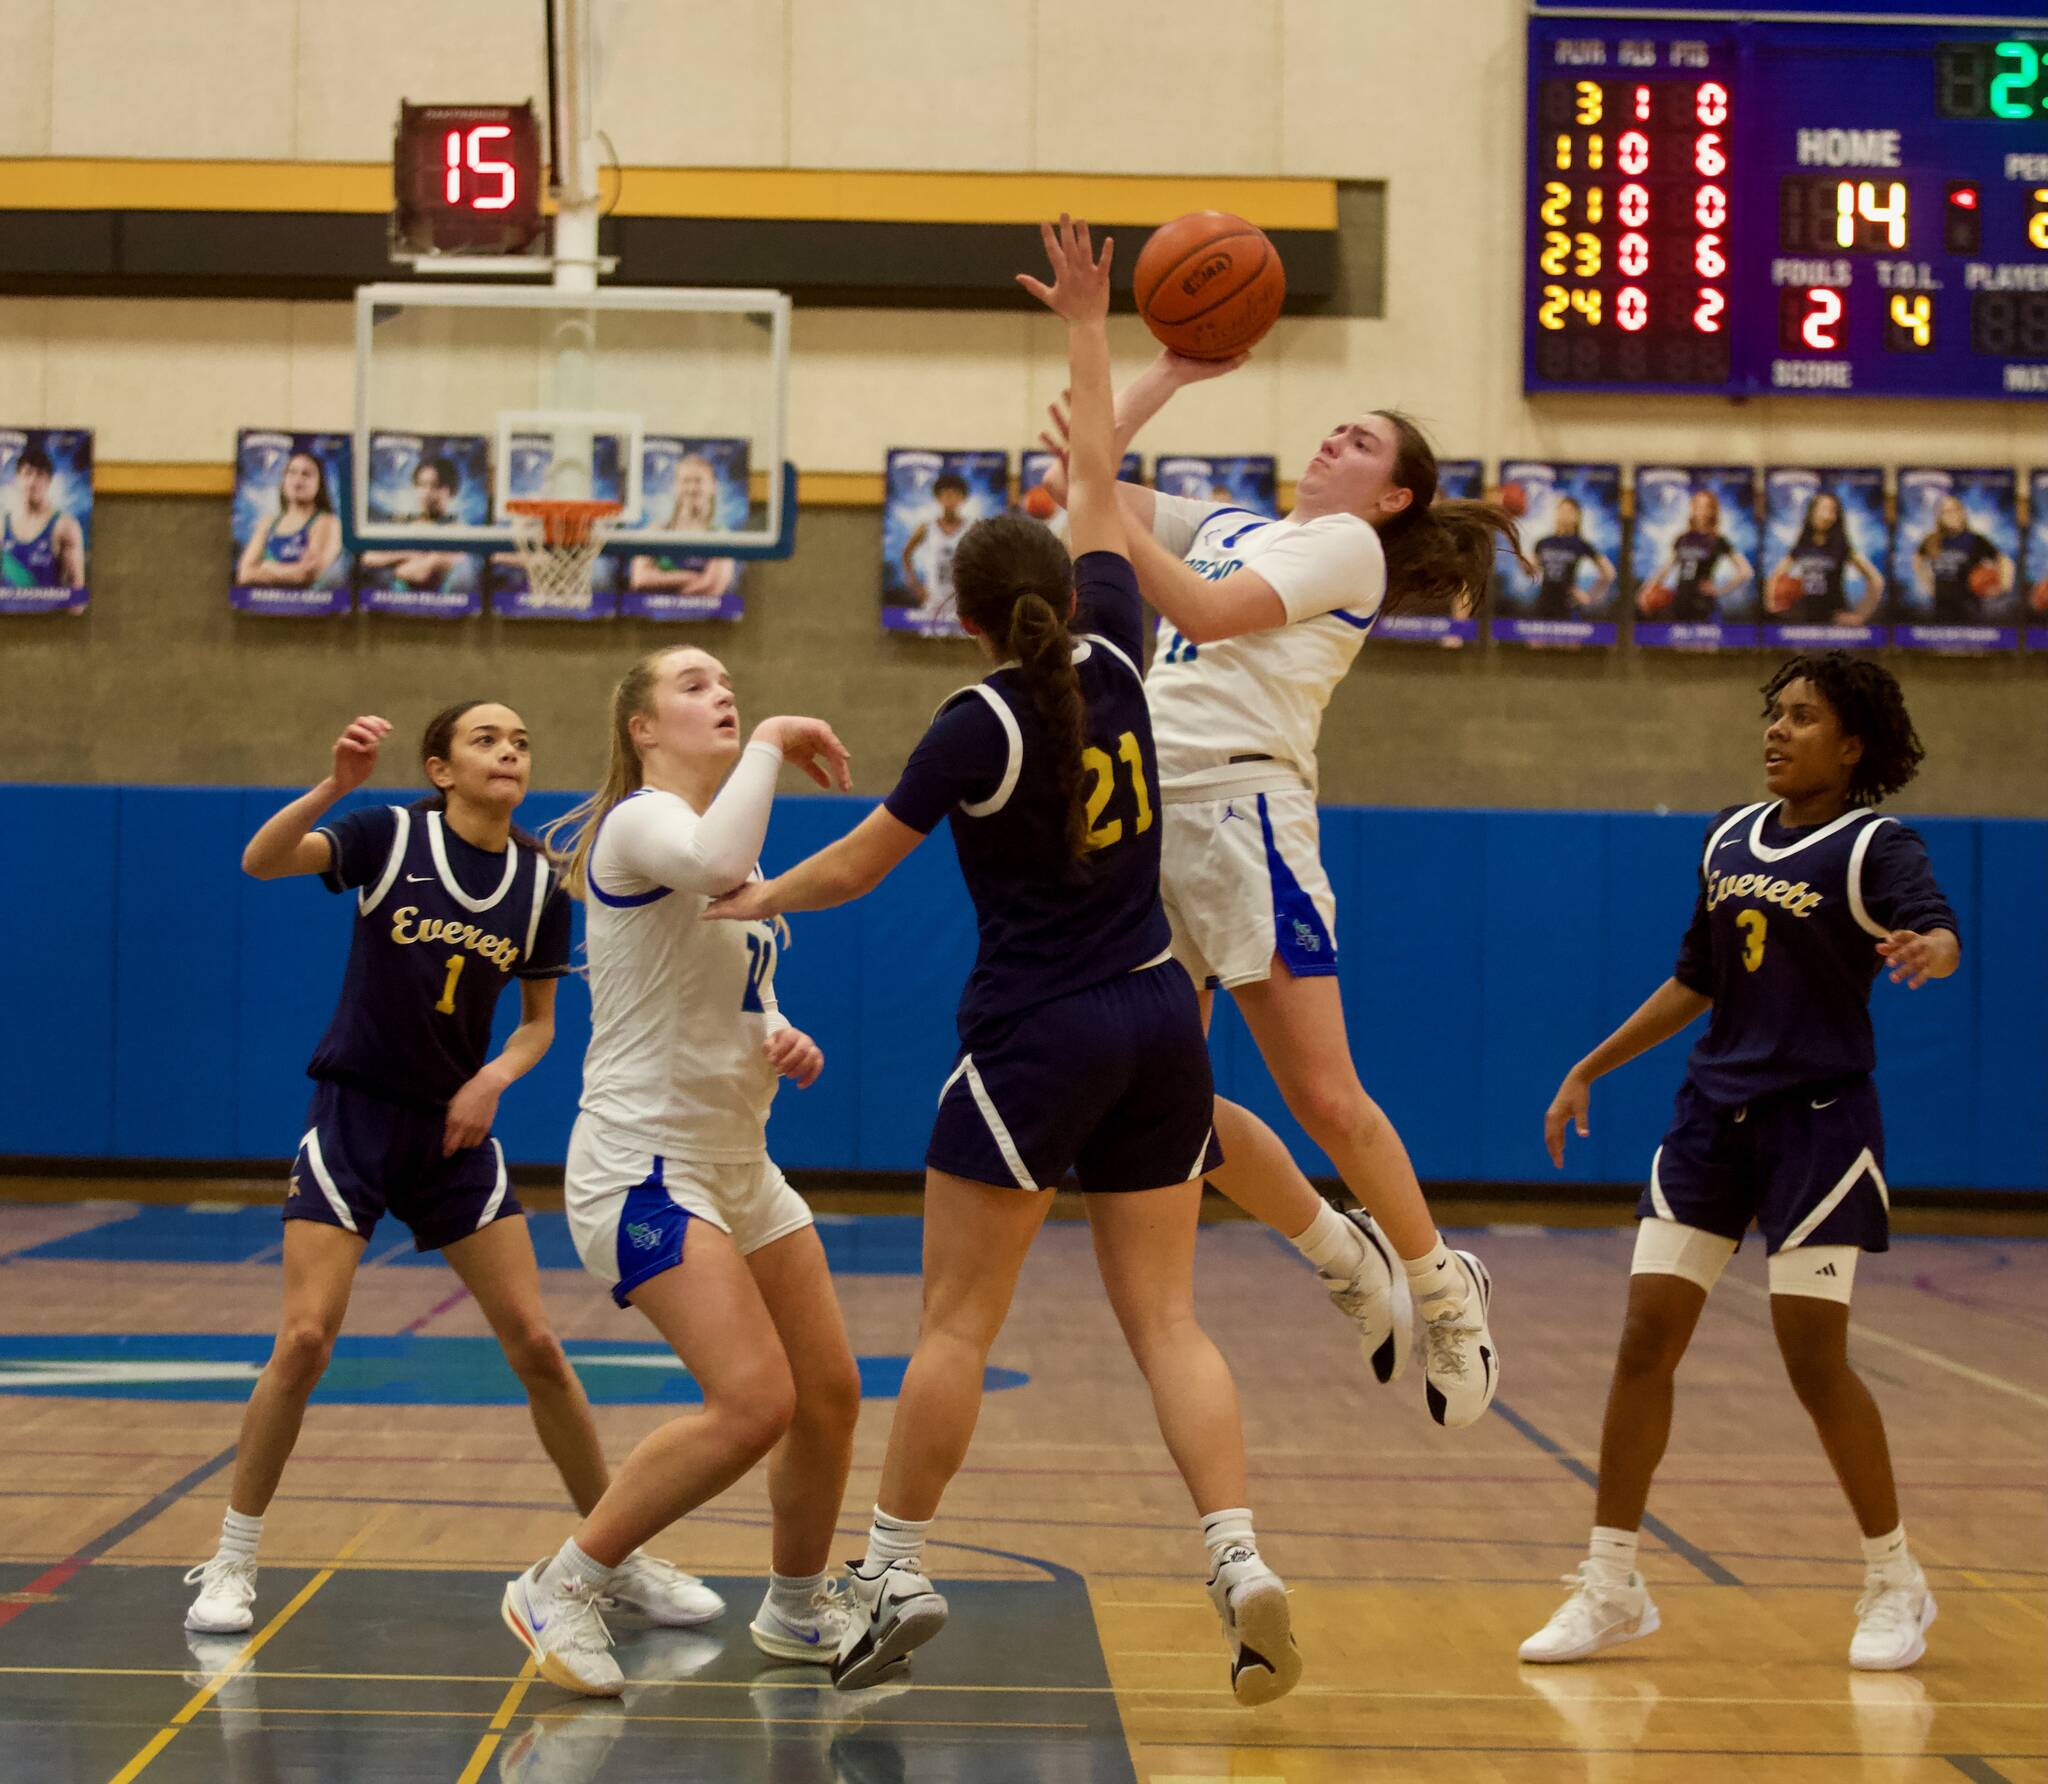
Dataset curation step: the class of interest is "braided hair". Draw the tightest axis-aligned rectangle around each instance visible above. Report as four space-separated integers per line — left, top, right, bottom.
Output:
1762 652 1925 806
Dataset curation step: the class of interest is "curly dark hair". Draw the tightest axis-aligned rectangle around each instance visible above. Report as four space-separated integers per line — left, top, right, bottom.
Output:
1761 652 1925 807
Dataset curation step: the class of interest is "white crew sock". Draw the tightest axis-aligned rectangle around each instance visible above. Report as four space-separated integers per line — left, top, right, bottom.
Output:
539 1537 615 1599
1587 1525 1640 1585
1292 1201 1369 1281
1403 1237 1462 1312
1200 1507 1258 1568
1861 1523 1912 1574
766 1569 825 1614
862 1507 930 1576
218 1509 263 1564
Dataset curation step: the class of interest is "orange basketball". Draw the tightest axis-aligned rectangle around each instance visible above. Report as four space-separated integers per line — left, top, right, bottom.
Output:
2031 577 2048 614
1967 559 2001 598
1768 572 1804 613
1499 481 1528 517
1640 580 1674 615
1022 484 1058 520
1133 212 1286 360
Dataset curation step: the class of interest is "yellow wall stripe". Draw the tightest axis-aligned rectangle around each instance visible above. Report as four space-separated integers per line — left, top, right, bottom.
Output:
0 160 1336 231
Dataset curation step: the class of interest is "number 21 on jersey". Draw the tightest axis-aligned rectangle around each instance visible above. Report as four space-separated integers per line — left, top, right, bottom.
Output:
1082 731 1154 852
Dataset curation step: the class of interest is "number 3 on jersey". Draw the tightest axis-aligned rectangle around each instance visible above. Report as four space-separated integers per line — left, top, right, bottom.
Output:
1082 731 1154 852
1736 909 1767 973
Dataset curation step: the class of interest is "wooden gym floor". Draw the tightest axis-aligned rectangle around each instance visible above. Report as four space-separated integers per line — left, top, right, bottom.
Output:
0 1195 2041 1783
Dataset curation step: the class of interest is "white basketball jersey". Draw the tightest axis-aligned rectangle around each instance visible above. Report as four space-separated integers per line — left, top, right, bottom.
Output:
578 789 785 1161
922 518 965 615
1143 495 1387 793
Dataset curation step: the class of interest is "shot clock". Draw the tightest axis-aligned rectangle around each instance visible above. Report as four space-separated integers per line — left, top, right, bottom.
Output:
1526 9 2048 400
391 102 546 261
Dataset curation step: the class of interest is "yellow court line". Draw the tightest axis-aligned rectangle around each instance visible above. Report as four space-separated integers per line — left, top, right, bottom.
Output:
1964 1568 2048 1628
103 1512 382 1784
453 1653 537 1784
190 1703 1089 1731
1722 1277 2048 1411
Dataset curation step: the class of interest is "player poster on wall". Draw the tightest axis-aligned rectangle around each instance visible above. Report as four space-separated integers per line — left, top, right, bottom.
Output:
881 449 1007 637
0 428 91 615
1891 468 2020 655
231 430 353 617
1379 458 1483 644
1154 455 1278 519
1630 466 1760 651
1760 467 1888 650
2028 472 2048 653
490 432 624 620
357 432 488 618
1018 449 1142 536
1491 461 1622 647
619 436 747 622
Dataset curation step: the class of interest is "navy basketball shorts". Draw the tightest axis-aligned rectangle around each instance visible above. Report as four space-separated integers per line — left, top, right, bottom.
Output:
285 1079 521 1252
1638 1076 1890 1256
928 959 1223 1194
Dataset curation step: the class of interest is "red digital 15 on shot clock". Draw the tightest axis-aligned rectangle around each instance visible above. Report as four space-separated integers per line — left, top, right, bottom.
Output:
392 102 546 260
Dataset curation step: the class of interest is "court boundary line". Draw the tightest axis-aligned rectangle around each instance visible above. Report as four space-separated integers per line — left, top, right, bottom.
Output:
453 1653 536 1784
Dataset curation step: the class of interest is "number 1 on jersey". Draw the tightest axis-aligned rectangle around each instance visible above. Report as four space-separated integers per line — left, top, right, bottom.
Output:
435 953 466 1013
1736 909 1767 973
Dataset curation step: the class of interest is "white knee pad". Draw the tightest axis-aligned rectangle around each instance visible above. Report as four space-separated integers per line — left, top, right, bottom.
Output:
1630 1218 1737 1294
1768 1244 1859 1305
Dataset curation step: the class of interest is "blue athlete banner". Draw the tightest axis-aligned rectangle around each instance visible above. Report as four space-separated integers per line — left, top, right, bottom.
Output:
1154 454 1278 518
231 430 353 617
1631 466 1761 651
358 432 488 618
0 427 91 615
1493 461 1623 648
1379 457 1484 646
1761 467 1889 650
1892 468 2021 655
2024 472 2048 652
620 436 747 622
491 432 625 620
1019 449 1143 543
882 449 1008 638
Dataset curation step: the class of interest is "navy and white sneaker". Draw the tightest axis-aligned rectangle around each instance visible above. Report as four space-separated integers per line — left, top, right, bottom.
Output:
750 1575 853 1664
1421 1249 1498 1428
1325 1209 1414 1385
831 1559 947 1691
1206 1546 1302 1707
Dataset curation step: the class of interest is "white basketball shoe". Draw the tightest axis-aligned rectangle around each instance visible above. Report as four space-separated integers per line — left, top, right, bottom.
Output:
1325 1210 1414 1385
1850 1563 1936 1671
600 1551 725 1627
501 1561 624 1697
1206 1546 1302 1707
183 1553 258 1634
1519 1563 1661 1663
831 1559 947 1691
1420 1249 1499 1427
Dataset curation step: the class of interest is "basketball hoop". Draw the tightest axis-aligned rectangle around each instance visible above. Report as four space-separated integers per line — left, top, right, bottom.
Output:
506 497 621 609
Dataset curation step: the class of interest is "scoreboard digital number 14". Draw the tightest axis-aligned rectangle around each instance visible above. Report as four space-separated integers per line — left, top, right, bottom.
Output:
1526 16 2048 400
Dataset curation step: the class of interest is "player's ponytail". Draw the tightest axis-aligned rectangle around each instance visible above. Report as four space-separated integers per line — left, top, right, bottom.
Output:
540 651 666 897
1372 410 1527 615
953 515 1091 864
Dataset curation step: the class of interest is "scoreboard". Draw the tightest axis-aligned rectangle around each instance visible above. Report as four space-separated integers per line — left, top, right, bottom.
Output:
1525 10 2048 400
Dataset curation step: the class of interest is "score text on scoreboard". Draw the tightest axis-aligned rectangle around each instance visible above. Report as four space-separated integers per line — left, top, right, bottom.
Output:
1525 19 2048 401
392 102 546 261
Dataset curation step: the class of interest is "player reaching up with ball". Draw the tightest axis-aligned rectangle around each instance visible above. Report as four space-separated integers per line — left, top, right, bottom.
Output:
1037 268 1523 1427
709 217 1303 1707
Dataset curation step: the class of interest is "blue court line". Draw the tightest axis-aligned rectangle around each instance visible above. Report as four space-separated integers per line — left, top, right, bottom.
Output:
1945 1758 2017 1783
1490 1397 1742 1587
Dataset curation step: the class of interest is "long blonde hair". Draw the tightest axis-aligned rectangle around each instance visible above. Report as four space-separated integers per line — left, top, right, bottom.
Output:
541 648 677 899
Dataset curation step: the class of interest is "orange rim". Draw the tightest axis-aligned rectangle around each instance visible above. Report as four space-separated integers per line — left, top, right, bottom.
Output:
506 497 624 547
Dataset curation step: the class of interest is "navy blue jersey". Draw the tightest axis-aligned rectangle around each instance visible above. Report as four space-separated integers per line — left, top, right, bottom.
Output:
1532 534 1599 616
307 802 571 1106
1922 529 1999 622
884 551 1171 1044
1674 800 1957 1104
1785 532 1850 621
1668 530 1735 622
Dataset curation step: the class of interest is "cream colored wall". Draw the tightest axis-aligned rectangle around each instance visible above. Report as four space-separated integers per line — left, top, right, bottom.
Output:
2 0 2041 474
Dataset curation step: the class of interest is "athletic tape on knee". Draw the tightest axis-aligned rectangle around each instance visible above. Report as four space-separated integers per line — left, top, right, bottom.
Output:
1630 1218 1736 1293
1768 1244 1858 1305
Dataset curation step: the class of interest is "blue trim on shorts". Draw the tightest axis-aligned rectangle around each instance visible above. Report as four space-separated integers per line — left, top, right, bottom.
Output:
610 1156 691 1308
1258 794 1339 978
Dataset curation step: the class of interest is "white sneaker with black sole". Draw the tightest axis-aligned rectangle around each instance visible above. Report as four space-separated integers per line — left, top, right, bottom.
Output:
750 1575 853 1664
831 1559 947 1691
1324 1209 1413 1385
1421 1249 1498 1427
1518 1563 1660 1663
1206 1547 1302 1707
501 1561 624 1698
1850 1565 1936 1671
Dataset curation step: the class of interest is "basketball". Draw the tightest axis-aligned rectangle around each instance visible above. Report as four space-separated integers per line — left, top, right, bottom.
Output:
1640 580 1673 615
1499 481 1528 517
1133 212 1286 360
1023 484 1058 520
1967 559 2001 598
1768 572 1804 613
2032 577 2048 613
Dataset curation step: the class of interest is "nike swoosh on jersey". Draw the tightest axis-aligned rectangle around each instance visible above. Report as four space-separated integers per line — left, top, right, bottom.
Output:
405 873 435 882
1811 1098 1837 1109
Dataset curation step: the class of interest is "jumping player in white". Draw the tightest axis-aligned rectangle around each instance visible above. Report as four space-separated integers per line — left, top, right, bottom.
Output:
1526 654 1957 1671
184 705 718 1640
1037 355 1522 1424
711 217 1303 1707
499 654 859 1698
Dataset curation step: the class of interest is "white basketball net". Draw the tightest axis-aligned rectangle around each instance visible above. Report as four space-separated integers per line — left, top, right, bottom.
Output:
507 502 619 610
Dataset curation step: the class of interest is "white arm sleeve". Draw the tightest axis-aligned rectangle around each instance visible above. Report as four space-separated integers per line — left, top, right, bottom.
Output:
1151 492 1221 558
599 742 785 896
1256 513 1388 624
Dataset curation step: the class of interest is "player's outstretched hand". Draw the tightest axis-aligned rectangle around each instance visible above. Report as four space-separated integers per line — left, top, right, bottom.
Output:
704 880 777 923
762 1025 824 1090
331 716 392 793
1876 927 1958 989
1016 214 1114 325
442 1070 504 1155
1544 1070 1592 1168
1155 348 1251 387
755 716 852 791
